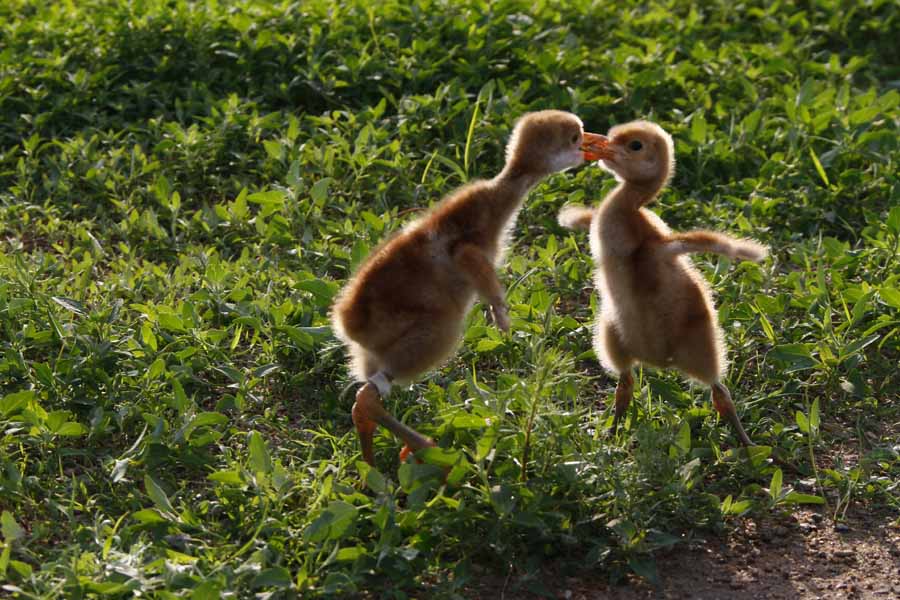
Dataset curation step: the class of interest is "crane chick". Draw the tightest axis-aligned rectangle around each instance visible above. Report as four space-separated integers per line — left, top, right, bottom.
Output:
558 120 767 446
333 110 605 465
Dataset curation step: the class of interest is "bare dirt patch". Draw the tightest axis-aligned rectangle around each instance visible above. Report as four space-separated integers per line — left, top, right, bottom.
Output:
466 508 900 599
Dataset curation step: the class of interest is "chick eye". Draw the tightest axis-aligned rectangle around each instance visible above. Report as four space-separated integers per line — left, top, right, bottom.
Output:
628 140 643 151
571 132 580 145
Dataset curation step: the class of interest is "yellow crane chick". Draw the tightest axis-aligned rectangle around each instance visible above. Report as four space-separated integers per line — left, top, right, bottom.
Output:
558 120 768 446
333 110 605 464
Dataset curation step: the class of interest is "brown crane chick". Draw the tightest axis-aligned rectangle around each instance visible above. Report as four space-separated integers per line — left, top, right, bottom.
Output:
332 110 605 465
558 120 768 446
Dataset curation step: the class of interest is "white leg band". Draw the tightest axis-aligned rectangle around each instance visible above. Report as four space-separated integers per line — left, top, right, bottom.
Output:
368 372 392 397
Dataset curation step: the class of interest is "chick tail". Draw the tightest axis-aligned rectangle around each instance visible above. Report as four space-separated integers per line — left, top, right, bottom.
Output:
557 205 595 231
664 231 768 262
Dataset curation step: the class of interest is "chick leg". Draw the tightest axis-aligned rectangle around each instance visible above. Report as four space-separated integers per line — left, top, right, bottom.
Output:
453 243 509 331
612 371 634 433
351 373 435 465
711 382 753 447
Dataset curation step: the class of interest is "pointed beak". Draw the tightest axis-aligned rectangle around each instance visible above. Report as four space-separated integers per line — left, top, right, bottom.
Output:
581 132 612 162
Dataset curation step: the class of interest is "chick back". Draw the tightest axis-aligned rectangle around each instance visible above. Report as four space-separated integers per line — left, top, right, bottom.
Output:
332 225 474 349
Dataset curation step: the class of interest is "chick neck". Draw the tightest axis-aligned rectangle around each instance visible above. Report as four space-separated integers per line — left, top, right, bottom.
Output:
488 162 545 222
605 169 670 213
495 163 543 194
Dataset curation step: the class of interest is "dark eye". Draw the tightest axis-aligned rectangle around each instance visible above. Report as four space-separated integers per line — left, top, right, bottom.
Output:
571 132 580 144
628 140 643 151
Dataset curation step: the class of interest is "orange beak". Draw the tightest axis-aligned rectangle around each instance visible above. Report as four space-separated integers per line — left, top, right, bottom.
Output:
581 132 612 161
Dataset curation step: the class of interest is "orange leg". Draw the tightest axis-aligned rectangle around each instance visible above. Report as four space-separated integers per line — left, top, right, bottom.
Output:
351 377 435 465
351 383 381 466
711 382 753 447
611 371 634 433
399 442 434 462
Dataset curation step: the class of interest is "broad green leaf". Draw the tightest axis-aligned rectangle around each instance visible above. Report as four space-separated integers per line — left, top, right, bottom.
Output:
769 343 818 371
1 512 25 542
475 431 497 462
360 211 384 232
141 322 158 351
880 287 900 310
248 431 272 475
490 484 516 517
84 581 131 595
253 567 292 589
887 205 900 235
165 549 197 563
335 546 366 562
475 338 504 352
673 421 691 456
417 446 465 468
721 495 752 515
231 188 249 219
55 422 87 436
287 115 300 141
296 278 338 305
745 445 773 467
837 333 881 360
189 412 228 428
740 109 762 134
628 556 659 586
208 470 244 485
1 390 35 417
398 462 447 493
607 517 638 545
782 492 825 505
304 501 358 543
8 559 32 579
690 112 707 144
251 364 280 379
171 379 189 413
247 190 286 208
280 325 314 349
190 581 222 600
796 410 809 433
51 296 86 315
144 475 175 515
132 509 167 524
849 105 880 125
769 468 783 502
263 139 283 161
721 494 732 513
180 411 228 443
357 461 387 494
351 238 370 269
449 414 489 429
148 358 166 380
158 311 186 333
310 178 332 206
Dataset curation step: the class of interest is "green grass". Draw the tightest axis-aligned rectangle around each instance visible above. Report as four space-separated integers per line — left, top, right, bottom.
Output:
1 0 898 596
